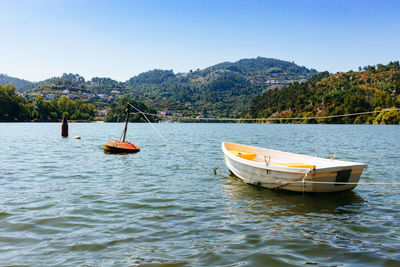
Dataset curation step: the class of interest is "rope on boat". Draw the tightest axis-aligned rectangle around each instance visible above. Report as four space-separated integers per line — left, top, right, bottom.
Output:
213 159 225 175
302 168 313 185
127 103 229 177
130 108 400 122
300 168 313 193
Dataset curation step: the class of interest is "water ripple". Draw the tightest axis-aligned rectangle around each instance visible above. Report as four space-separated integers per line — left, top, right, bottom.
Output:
0 123 399 266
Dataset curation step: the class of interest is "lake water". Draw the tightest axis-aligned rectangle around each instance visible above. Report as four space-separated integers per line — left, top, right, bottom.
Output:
0 123 399 266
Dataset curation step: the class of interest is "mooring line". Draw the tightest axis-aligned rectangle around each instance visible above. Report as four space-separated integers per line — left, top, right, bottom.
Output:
127 103 229 177
213 159 225 175
131 108 400 122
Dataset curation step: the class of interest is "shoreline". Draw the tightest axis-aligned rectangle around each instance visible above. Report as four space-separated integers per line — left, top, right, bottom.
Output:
0 120 399 125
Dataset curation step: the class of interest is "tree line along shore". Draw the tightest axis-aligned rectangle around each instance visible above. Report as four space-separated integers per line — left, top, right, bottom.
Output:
1 59 399 124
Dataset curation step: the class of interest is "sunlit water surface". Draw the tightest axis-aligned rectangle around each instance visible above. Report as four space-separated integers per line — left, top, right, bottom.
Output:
0 123 399 266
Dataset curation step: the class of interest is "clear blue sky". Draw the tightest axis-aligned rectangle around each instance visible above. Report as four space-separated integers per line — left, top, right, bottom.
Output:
1 0 399 82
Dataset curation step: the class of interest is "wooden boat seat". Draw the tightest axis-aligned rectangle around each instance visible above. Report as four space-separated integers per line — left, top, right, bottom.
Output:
229 150 257 160
272 163 315 169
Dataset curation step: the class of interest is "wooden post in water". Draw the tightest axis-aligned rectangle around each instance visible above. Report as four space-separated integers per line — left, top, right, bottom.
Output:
122 104 130 142
61 116 68 137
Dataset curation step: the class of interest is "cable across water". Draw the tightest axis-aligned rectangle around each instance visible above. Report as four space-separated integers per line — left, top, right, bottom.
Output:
131 108 400 122
127 103 228 176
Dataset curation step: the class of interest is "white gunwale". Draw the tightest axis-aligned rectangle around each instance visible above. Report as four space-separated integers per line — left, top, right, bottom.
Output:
222 142 367 174
222 142 368 193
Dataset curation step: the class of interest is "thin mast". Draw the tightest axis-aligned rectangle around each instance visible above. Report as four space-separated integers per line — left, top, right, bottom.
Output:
122 103 130 142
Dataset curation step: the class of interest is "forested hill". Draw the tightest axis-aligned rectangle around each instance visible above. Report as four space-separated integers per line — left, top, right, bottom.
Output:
0 74 35 92
125 57 317 117
13 57 317 117
246 62 400 124
198 57 316 80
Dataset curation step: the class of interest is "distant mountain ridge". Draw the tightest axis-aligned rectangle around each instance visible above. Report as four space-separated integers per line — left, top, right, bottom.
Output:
3 57 318 117
123 57 318 117
0 74 35 92
200 57 316 79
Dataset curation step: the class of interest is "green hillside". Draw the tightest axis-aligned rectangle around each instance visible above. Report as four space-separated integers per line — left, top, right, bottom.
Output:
0 84 96 122
0 74 35 92
0 83 154 122
22 57 317 117
24 74 126 110
124 57 317 117
247 62 400 124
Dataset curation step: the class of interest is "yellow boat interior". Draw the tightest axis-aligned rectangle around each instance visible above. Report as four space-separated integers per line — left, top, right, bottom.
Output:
224 142 366 171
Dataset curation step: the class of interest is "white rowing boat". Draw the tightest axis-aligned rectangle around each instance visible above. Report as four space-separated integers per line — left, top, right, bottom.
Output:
222 142 367 193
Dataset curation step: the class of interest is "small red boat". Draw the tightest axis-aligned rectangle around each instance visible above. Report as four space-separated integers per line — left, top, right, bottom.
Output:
103 104 140 154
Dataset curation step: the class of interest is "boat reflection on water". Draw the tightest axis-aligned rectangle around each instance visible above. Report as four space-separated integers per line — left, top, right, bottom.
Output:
222 174 366 218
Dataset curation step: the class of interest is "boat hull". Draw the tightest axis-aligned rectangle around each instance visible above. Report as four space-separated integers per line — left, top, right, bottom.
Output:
222 142 366 193
104 141 140 154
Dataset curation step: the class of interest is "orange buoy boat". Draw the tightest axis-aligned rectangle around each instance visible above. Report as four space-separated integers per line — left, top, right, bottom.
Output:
103 103 140 154
103 140 140 153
